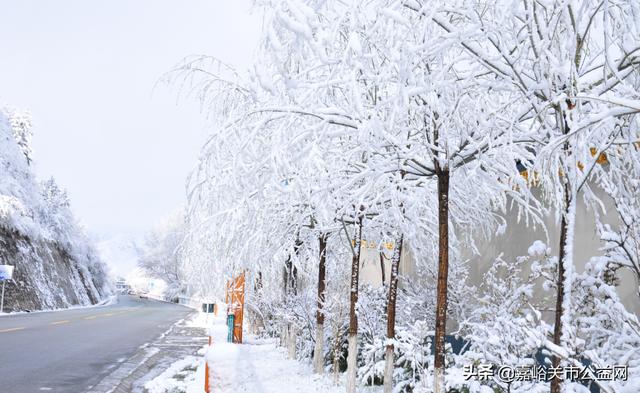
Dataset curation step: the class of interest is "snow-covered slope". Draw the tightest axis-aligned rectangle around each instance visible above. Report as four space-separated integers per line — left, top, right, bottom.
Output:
0 107 111 312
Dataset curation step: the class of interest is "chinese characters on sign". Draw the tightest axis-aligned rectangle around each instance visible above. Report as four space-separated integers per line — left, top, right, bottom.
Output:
463 363 628 383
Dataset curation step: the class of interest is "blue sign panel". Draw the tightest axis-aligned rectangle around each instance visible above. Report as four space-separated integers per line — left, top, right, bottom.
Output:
0 265 14 281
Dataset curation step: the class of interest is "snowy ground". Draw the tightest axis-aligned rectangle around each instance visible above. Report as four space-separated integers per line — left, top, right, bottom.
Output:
206 338 344 393
144 354 205 393
145 309 348 393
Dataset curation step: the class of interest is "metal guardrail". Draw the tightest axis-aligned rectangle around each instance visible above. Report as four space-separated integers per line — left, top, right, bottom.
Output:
177 295 214 310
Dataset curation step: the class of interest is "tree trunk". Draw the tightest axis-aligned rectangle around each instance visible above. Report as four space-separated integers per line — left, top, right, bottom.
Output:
383 346 395 393
314 323 325 373
281 324 288 347
551 107 576 393
283 238 302 297
551 184 572 393
314 234 328 374
346 334 358 393
433 167 450 393
333 325 342 385
346 215 364 393
292 238 302 295
282 238 303 350
255 271 263 292
283 260 290 299
383 235 404 393
288 325 297 359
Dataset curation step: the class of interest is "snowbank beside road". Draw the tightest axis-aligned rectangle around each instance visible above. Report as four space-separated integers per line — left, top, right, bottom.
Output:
206 338 344 393
145 308 348 393
0 293 117 317
145 356 204 393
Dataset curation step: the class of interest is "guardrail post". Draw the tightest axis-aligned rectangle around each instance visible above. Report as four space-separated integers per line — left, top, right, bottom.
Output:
205 335 211 393
0 281 5 313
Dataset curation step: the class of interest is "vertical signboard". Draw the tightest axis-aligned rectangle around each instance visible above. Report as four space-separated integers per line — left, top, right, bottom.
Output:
0 265 14 281
0 265 14 313
225 272 246 343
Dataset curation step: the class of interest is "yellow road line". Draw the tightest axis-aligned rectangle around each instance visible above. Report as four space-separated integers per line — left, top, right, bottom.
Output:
75 309 131 321
51 320 70 325
0 327 25 333
84 312 117 320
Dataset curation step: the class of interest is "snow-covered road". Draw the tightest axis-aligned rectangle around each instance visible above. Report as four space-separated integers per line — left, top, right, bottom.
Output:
0 295 192 393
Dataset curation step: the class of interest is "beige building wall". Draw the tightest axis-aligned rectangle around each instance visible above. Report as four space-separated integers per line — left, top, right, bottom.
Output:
358 240 392 287
357 186 639 317
465 186 639 316
358 239 415 287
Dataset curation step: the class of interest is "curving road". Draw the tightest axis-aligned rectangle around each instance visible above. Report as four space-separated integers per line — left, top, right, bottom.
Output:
0 295 193 393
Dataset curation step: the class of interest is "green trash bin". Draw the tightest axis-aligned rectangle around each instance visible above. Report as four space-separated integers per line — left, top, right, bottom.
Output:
227 314 235 343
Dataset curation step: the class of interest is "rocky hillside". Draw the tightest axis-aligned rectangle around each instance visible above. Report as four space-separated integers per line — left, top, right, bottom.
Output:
0 107 110 312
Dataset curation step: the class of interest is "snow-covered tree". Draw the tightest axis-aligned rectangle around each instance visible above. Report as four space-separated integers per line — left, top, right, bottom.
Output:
139 211 187 300
164 1 640 392
593 116 640 298
396 1 640 391
0 107 110 309
7 109 33 165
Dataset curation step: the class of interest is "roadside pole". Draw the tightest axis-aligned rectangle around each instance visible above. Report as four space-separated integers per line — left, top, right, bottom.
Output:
202 301 215 393
0 265 14 313
0 281 5 313
205 335 211 393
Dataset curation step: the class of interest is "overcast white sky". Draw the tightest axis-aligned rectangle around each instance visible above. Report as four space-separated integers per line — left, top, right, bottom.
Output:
0 1 259 238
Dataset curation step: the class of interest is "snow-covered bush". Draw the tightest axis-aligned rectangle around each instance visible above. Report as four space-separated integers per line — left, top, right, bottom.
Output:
570 257 640 393
361 317 434 392
455 246 553 393
357 285 388 386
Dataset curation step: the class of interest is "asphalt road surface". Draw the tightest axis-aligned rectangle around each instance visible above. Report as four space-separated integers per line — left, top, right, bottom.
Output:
0 295 193 393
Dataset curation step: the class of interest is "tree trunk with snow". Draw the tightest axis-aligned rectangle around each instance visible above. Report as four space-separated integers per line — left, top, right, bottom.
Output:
314 323 325 372
333 325 343 385
314 234 328 374
282 324 290 348
346 334 358 393
288 325 297 359
283 238 302 297
551 194 569 393
346 215 363 393
383 235 403 393
433 167 450 393
281 238 303 350
283 259 291 299
551 108 578 393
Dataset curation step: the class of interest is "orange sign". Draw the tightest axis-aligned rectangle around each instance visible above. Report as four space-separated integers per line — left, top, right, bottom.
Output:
225 272 246 343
